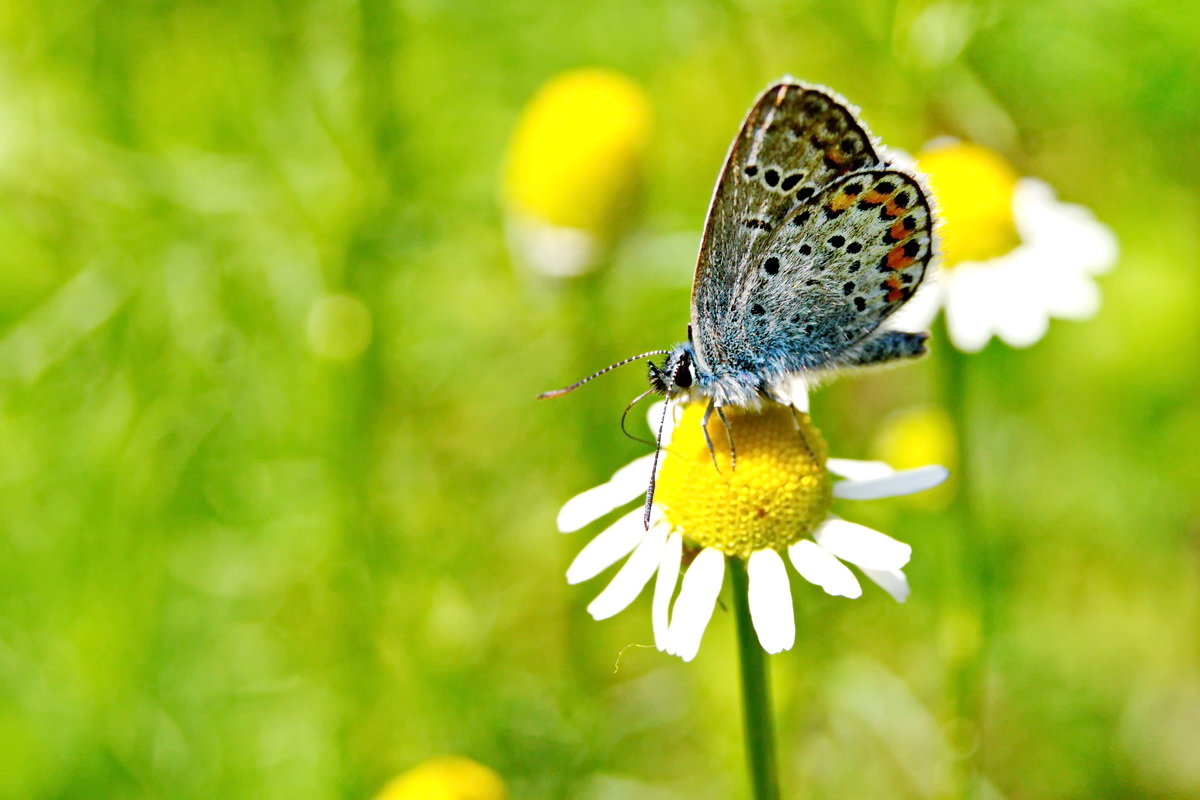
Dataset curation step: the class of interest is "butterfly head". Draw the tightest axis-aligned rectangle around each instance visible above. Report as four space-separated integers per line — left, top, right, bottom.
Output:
649 343 698 398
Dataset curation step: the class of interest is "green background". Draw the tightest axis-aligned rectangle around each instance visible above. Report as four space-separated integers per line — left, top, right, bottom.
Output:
1 1 1197 798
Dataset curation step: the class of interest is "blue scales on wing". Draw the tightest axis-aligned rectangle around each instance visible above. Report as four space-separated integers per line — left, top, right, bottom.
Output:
689 81 888 375
728 169 935 376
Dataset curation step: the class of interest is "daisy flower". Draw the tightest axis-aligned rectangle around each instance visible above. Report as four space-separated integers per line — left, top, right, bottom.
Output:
502 69 652 278
898 141 1118 352
374 756 507 800
557 387 948 662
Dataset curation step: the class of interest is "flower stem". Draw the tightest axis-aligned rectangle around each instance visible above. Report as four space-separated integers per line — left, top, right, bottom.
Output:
937 321 991 798
729 557 782 800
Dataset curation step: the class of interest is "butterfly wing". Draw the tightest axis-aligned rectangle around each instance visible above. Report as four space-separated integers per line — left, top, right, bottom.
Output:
690 81 886 373
724 168 935 375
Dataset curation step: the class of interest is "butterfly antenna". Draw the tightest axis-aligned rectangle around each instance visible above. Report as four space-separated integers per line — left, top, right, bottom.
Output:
619 390 657 446
537 350 671 399
643 400 670 530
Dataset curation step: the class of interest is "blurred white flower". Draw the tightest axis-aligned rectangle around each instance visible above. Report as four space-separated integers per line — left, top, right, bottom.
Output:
900 141 1118 352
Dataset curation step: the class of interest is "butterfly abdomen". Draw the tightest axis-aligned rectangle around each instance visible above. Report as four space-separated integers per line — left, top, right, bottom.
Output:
842 331 929 367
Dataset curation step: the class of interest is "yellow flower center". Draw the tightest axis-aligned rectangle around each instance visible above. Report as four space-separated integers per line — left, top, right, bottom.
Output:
655 403 831 559
503 69 652 237
917 142 1020 266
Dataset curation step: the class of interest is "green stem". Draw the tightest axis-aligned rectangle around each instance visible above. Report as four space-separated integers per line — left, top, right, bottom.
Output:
729 557 782 800
936 320 988 798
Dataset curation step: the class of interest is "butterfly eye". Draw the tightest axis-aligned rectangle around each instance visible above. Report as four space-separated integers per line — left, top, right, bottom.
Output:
673 354 694 389
674 364 693 389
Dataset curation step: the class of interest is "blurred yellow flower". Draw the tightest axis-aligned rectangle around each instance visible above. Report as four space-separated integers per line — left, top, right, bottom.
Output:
873 405 956 473
503 69 652 277
558 386 948 661
918 142 1019 266
894 140 1118 352
375 756 507 800
872 405 956 507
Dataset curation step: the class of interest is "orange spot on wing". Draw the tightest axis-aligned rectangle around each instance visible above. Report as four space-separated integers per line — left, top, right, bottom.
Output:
889 220 909 241
884 275 905 302
830 192 857 212
860 190 887 205
886 246 915 271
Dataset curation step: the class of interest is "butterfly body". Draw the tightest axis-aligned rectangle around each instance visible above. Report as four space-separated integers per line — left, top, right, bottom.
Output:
652 339 788 409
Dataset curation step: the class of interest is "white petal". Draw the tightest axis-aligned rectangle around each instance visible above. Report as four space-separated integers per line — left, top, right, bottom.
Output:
665 547 725 662
747 549 795 654
834 465 949 500
506 216 598 277
652 532 683 649
995 307 1049 349
943 265 999 353
827 458 894 481
586 524 667 620
557 454 653 532
1014 178 1118 275
861 568 910 602
813 518 911 571
772 375 810 412
645 399 679 443
992 265 1050 348
787 540 862 598
566 507 646 585
1042 269 1100 320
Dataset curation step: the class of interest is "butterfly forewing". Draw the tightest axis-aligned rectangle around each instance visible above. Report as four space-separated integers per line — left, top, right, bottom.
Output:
730 169 934 372
690 82 886 370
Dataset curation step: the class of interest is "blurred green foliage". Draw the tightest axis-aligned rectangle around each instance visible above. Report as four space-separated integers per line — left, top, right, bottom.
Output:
1 1 1198 798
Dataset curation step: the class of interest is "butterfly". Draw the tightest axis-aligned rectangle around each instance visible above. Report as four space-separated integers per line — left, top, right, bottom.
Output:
541 79 936 516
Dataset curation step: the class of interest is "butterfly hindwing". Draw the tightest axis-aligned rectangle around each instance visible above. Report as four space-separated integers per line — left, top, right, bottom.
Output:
729 168 935 373
690 82 886 369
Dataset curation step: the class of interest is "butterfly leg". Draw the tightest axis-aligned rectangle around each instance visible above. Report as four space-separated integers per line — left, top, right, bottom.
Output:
787 404 818 461
700 400 722 474
839 331 929 368
700 400 737 473
716 405 737 471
